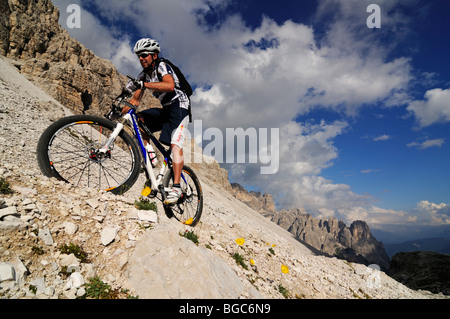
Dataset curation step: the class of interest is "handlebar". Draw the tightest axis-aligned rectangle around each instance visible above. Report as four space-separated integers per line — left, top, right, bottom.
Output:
104 75 139 120
127 75 136 82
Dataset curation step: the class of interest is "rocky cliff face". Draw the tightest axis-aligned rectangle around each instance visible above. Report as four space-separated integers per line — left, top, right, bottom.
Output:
0 0 157 118
231 184 391 272
231 183 276 214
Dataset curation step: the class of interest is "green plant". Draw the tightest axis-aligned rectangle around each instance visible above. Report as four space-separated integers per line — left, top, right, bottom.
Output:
84 276 138 299
134 197 157 211
84 276 115 299
0 178 13 195
59 243 89 263
31 246 44 255
231 252 248 270
29 284 37 295
278 284 290 299
268 247 275 255
59 266 71 279
136 222 154 230
179 230 199 245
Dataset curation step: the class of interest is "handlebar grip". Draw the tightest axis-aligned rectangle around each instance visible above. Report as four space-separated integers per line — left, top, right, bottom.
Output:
122 101 137 109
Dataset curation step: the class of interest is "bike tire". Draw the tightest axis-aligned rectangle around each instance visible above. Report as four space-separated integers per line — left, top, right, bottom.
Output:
162 165 203 226
36 115 141 195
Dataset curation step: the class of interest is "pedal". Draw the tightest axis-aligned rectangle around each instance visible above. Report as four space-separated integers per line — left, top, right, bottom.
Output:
141 186 157 198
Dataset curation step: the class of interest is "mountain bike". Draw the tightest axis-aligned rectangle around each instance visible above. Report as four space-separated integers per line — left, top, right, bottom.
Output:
36 80 203 226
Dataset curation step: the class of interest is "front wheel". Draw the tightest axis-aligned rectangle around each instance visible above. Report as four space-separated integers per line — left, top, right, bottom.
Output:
36 115 141 194
162 165 203 226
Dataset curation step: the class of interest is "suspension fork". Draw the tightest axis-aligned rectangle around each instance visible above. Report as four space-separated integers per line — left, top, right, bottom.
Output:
99 116 128 151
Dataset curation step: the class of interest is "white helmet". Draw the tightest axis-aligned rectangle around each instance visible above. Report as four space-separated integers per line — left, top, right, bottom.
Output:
134 38 160 54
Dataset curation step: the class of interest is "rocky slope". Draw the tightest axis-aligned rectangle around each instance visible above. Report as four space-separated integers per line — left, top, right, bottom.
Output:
231 184 391 272
0 0 448 299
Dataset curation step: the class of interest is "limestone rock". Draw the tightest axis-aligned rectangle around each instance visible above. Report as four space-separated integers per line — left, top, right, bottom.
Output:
0 262 15 282
38 228 54 246
271 209 390 271
231 183 276 214
101 227 119 246
127 223 247 299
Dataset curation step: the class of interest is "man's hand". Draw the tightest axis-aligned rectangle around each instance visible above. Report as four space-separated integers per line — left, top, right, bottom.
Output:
133 79 145 90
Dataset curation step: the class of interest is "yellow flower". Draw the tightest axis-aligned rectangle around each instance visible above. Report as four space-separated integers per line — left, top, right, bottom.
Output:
184 218 194 225
272 244 276 247
281 265 289 274
235 238 245 246
141 186 151 197
250 259 255 266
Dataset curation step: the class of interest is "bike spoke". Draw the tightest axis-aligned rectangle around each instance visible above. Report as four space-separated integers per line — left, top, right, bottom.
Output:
43 120 137 192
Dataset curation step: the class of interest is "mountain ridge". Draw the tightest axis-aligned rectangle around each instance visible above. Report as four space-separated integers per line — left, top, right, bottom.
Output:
231 183 391 271
385 237 450 258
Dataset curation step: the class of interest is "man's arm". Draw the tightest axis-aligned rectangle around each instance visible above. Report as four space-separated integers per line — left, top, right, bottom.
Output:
129 89 144 106
122 73 174 114
144 74 175 92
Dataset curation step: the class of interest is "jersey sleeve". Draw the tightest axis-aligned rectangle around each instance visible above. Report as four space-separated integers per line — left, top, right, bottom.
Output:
157 61 174 79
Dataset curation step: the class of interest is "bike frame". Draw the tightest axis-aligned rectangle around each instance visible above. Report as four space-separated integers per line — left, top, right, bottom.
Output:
102 104 186 200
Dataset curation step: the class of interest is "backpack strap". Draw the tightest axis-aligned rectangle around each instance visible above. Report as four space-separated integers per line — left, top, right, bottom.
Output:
154 57 193 123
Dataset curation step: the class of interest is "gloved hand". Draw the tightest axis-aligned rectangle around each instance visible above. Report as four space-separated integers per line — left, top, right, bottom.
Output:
126 76 146 92
133 79 145 90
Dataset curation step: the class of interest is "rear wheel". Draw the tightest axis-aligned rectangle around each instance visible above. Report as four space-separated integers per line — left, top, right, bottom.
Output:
162 165 203 226
36 115 141 194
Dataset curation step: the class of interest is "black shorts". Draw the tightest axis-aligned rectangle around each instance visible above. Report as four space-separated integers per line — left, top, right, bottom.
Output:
139 101 190 147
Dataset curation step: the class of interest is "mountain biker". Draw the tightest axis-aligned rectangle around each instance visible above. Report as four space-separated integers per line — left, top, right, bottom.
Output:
122 38 190 205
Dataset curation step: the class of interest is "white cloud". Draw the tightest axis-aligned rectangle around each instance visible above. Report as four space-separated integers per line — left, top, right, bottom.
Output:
407 138 445 150
416 201 450 225
359 200 450 231
361 169 379 174
373 135 391 142
407 88 450 127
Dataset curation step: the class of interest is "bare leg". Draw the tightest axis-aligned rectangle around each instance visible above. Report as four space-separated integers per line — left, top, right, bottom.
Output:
171 144 183 184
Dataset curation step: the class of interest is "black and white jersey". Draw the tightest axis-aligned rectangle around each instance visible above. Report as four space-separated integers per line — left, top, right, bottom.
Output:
128 61 190 110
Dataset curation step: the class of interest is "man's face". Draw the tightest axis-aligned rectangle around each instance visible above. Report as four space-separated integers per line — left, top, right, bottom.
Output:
138 52 155 70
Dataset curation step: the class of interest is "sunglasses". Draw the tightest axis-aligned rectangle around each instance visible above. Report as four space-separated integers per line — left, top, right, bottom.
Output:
137 52 153 59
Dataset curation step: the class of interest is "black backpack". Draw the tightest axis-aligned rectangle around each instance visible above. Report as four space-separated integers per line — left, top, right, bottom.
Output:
155 58 193 121
156 58 193 97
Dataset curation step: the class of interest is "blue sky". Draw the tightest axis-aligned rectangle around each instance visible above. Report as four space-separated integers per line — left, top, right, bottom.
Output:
52 0 450 243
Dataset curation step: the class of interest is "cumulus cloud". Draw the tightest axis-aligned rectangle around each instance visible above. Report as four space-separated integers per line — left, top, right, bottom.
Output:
363 200 450 232
416 201 450 225
407 138 445 150
373 135 391 142
407 88 450 127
